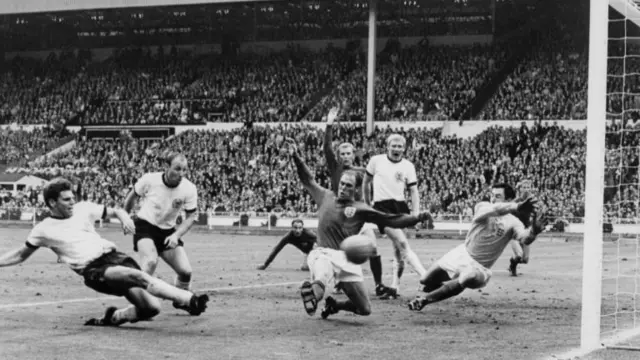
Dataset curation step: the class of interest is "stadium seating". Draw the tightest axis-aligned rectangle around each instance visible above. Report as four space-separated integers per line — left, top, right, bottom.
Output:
5 122 638 224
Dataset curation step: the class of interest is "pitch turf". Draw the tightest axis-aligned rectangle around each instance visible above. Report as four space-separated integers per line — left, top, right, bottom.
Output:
0 227 638 360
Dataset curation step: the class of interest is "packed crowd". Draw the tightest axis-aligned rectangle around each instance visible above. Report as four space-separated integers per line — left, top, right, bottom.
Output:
4 122 638 224
305 43 509 123
1 34 583 128
0 126 71 166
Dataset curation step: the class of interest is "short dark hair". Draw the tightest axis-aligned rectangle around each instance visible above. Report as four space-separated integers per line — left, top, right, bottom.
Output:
292 219 304 227
43 177 73 208
164 151 186 166
341 170 363 189
492 183 516 200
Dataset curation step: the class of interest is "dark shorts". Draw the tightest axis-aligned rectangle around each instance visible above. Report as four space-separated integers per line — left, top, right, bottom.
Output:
79 250 141 297
133 218 184 253
373 200 410 232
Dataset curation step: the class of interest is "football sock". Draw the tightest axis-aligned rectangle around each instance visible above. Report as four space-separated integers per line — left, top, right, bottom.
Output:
369 255 383 285
147 277 192 306
311 281 326 301
335 299 359 314
423 280 465 305
175 275 191 291
405 249 427 278
111 306 140 325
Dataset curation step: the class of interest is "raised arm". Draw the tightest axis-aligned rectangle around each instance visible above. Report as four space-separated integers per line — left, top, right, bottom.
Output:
286 138 329 205
513 212 548 246
323 108 340 174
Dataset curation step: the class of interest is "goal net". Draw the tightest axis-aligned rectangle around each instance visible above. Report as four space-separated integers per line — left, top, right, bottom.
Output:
594 0 640 350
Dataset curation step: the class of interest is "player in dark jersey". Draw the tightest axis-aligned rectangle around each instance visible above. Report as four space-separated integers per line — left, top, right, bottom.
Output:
509 180 535 276
324 107 389 297
286 138 430 319
257 219 317 271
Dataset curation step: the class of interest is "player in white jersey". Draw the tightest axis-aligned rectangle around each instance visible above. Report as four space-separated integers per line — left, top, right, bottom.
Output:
363 134 428 299
0 178 209 326
408 183 547 311
123 153 199 314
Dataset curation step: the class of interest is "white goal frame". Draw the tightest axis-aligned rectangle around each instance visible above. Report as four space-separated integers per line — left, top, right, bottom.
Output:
581 0 640 352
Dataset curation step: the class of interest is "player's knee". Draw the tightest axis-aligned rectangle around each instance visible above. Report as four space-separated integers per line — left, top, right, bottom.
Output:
460 272 486 289
138 300 161 320
129 270 152 287
357 302 371 316
140 257 158 274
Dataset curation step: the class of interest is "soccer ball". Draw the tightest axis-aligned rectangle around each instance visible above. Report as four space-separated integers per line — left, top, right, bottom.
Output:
340 235 375 265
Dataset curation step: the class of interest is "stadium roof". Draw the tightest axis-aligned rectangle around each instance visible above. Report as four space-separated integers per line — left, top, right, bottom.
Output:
0 0 276 15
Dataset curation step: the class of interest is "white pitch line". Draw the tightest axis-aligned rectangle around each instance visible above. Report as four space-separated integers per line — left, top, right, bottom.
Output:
0 269 562 311
0 280 302 310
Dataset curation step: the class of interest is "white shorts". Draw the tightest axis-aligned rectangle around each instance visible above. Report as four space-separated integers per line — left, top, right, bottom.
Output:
307 247 364 283
436 244 492 288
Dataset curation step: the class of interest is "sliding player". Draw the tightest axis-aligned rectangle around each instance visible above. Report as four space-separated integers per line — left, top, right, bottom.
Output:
257 219 317 271
123 152 199 314
324 107 389 297
408 183 547 311
286 139 430 320
0 178 209 326
363 134 428 299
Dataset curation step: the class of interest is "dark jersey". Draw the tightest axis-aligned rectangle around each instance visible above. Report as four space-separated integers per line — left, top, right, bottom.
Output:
314 189 421 250
324 124 365 199
292 151 423 250
262 229 317 267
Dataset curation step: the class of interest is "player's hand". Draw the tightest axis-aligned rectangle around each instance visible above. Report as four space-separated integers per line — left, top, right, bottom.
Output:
257 264 267 270
516 197 538 214
327 107 339 125
119 214 136 235
164 234 180 249
531 212 549 235
284 138 298 156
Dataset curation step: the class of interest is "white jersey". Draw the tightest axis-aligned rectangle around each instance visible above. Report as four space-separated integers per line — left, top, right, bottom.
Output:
134 172 198 230
26 202 117 270
365 154 417 202
464 202 528 269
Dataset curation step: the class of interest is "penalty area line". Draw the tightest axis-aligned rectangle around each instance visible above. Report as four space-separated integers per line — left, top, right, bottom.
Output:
0 280 302 310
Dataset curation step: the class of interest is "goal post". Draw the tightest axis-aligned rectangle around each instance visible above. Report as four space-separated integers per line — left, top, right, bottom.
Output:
580 0 609 351
582 0 640 352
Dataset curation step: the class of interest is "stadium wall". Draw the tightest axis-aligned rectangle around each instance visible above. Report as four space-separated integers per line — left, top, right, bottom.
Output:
0 0 270 14
4 35 492 61
1 209 637 235
59 120 590 139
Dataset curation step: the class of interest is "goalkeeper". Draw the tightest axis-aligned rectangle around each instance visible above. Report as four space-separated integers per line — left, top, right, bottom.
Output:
408 183 548 311
257 219 317 271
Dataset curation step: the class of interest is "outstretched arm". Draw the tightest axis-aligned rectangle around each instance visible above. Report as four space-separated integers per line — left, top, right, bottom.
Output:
123 190 139 214
473 197 538 223
104 205 136 235
323 108 340 174
0 244 38 267
514 212 548 246
357 206 430 230
287 138 329 205
259 233 292 269
363 173 373 205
